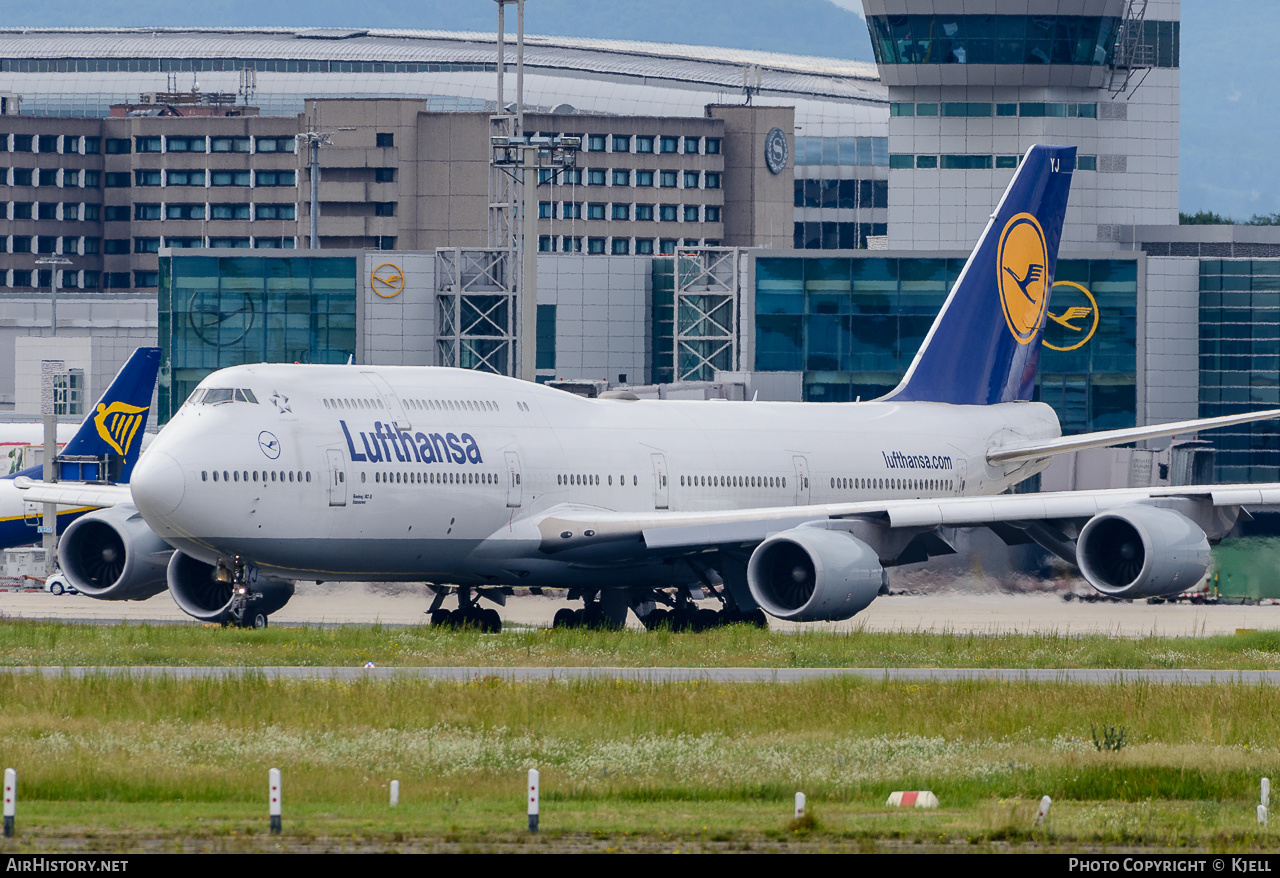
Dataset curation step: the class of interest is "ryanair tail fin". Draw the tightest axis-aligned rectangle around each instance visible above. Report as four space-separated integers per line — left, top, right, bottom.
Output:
883 144 1075 406
56 346 161 482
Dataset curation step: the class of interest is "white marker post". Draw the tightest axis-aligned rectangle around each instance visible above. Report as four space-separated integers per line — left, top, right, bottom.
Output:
1259 805 1269 827
390 780 400 807
1264 777 1271 809
527 768 539 833
795 792 806 819
269 767 282 834
1035 795 1052 826
3 768 14 838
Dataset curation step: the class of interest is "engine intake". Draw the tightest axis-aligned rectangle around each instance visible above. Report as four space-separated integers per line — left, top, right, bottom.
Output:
166 552 294 623
1077 505 1210 599
57 506 172 600
747 526 885 622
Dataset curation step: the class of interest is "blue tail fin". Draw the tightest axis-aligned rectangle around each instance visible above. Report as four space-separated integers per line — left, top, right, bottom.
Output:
883 144 1075 406
57 347 161 482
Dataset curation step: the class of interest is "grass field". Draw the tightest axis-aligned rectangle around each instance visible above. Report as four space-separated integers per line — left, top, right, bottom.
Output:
2 618 1280 669
1 664 1279 851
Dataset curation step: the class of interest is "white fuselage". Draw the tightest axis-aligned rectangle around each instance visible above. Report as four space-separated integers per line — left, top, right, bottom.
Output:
130 364 1061 587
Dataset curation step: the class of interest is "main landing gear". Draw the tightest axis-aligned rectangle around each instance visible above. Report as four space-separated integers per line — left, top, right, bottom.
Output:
427 585 503 633
640 598 767 632
547 586 769 632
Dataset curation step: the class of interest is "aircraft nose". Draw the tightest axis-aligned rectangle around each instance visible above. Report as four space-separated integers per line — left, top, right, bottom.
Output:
130 450 186 518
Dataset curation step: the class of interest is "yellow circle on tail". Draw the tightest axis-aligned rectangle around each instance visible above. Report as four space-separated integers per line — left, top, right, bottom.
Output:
996 212 1049 345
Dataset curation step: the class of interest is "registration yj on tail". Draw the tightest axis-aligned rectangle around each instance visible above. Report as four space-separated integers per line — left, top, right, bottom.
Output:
28 146 1280 630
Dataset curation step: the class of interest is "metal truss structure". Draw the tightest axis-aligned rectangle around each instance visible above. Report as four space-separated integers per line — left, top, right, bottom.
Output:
435 248 515 376
674 246 743 382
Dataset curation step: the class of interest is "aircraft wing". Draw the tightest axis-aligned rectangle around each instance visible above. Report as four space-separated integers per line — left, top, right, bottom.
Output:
14 477 132 509
987 408 1280 465
532 483 1280 560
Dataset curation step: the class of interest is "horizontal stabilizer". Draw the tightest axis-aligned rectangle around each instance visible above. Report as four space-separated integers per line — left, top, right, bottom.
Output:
987 408 1280 465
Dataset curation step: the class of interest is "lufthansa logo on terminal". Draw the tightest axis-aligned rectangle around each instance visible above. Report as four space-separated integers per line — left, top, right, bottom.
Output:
371 263 405 298
996 212 1049 345
1042 281 1100 351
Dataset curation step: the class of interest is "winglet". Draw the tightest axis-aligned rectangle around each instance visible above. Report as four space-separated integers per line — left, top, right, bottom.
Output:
883 145 1075 406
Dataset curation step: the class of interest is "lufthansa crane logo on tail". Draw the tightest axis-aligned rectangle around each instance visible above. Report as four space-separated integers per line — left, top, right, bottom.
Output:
997 212 1050 345
93 401 147 456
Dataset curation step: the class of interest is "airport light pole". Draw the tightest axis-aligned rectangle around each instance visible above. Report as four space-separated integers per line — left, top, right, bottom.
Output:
34 256 71 336
490 135 580 382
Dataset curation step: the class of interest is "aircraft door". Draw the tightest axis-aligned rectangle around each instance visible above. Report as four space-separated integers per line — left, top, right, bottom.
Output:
651 453 669 509
792 455 810 505
504 451 522 508
326 448 348 507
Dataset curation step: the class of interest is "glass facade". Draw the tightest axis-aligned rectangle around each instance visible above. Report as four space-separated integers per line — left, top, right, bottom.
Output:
157 254 358 422
1199 260 1280 482
871 15 1129 66
754 256 1137 434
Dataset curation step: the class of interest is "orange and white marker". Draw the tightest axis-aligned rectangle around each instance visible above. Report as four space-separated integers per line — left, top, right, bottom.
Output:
886 790 939 809
269 767 282 834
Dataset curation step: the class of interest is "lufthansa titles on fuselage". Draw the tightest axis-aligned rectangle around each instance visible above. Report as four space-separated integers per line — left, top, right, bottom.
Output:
880 450 954 471
340 420 484 466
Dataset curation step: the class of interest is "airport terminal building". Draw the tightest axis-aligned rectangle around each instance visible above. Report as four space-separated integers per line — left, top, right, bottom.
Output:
3 0 1280 484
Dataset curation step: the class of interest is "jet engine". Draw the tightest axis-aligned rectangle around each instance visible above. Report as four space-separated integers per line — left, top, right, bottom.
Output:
746 526 886 622
166 551 295 624
57 506 173 600
1076 505 1211 599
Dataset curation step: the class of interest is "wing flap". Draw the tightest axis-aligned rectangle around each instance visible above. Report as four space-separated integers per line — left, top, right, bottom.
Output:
987 408 1280 465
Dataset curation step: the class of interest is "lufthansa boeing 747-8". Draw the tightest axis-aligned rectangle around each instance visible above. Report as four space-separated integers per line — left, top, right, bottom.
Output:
25 147 1280 630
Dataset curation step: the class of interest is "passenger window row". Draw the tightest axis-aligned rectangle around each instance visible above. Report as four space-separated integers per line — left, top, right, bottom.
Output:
558 474 640 486
681 474 786 489
365 470 497 486
831 477 954 492
202 470 311 483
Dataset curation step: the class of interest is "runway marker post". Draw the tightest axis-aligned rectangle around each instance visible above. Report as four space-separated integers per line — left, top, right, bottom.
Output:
3 768 14 837
390 780 400 807
795 792 806 819
527 769 539 833
269 767 282 834
1035 795 1051 826
1263 777 1271 808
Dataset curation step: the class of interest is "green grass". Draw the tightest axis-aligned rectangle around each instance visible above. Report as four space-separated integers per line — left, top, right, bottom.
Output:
3 618 1280 669
1 674 1279 849
3 622 1280 850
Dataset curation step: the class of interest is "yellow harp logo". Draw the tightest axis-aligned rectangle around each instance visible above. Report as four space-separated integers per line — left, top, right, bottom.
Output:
94 401 147 456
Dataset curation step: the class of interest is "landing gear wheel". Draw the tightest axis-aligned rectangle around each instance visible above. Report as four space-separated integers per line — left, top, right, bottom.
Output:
481 608 502 633
693 608 720 632
431 609 452 628
553 608 576 629
642 608 670 631
251 612 268 630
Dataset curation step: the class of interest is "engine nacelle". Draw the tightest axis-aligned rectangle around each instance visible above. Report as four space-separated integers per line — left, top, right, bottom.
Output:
166 552 294 623
57 506 173 600
1077 505 1210 599
747 526 886 622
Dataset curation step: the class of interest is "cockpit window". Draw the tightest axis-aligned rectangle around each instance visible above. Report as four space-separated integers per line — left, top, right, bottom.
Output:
197 388 259 406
